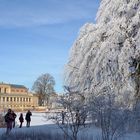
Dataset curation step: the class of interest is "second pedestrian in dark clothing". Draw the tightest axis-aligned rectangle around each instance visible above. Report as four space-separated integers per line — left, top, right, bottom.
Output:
25 110 32 127
19 113 24 128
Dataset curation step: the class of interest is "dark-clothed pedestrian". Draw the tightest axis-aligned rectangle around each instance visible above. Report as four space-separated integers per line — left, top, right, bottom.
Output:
4 109 14 134
19 113 24 128
61 111 65 124
25 110 32 127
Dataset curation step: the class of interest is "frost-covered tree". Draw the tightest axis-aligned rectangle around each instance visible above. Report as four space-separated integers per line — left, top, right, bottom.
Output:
64 0 140 108
63 0 140 137
32 73 55 106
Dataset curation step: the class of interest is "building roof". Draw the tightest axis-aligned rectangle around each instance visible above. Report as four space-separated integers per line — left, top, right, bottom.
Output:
0 82 28 89
10 84 27 89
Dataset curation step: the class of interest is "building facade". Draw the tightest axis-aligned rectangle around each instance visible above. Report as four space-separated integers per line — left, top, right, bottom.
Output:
0 83 38 111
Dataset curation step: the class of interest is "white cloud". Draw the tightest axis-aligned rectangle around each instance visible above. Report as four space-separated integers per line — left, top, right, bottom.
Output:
0 0 99 27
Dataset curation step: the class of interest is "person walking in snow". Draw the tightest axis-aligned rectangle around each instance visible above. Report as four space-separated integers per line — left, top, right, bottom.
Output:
25 110 32 127
19 113 24 128
4 109 14 134
61 110 65 124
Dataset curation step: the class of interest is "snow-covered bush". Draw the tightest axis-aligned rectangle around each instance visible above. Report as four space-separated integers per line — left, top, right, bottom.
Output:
88 92 132 140
45 87 88 140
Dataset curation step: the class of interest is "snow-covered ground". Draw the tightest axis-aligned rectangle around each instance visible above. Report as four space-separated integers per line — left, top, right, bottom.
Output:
0 112 54 134
15 112 52 127
0 112 140 140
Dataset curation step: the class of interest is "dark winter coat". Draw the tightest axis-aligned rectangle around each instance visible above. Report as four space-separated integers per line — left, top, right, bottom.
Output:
19 115 24 123
4 112 14 123
25 111 32 122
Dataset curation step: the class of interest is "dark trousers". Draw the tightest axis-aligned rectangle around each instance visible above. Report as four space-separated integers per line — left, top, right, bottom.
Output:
19 122 23 128
26 121 30 127
6 121 12 134
62 117 64 124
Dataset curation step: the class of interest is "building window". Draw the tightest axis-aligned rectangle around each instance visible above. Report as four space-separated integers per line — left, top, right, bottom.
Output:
0 88 1 93
17 97 19 102
7 97 9 102
4 88 7 93
29 98 31 102
23 98 25 102
14 97 16 101
3 97 5 102
20 98 22 102
26 98 28 102
10 97 12 101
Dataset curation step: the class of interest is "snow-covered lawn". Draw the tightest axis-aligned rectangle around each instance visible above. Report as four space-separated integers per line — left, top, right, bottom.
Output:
15 112 51 127
0 112 140 140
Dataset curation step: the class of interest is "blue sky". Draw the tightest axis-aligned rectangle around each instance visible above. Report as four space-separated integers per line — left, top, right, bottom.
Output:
0 0 100 93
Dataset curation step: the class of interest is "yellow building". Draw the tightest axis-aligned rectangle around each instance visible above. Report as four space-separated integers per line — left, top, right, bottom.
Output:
0 82 38 111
